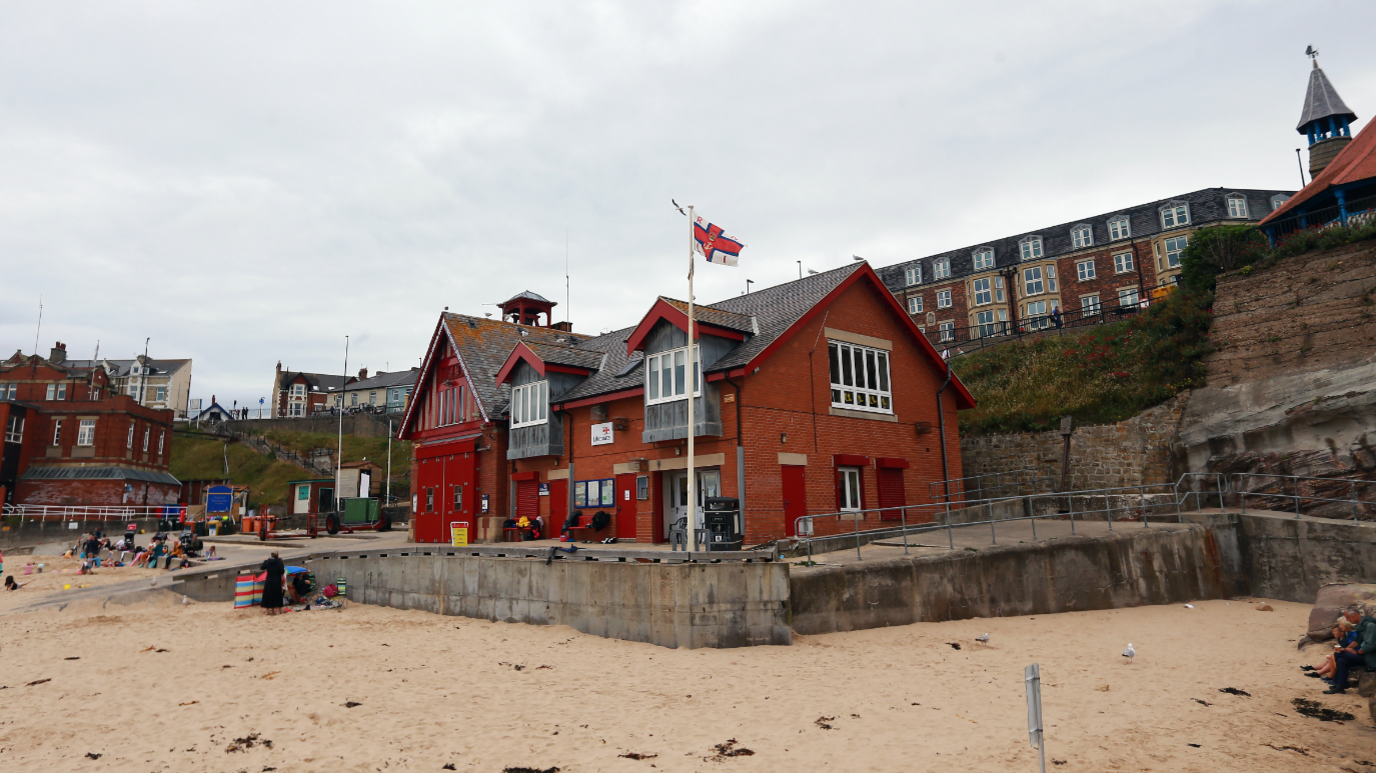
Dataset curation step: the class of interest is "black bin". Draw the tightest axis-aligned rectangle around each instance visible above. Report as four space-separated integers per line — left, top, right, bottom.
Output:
703 497 742 551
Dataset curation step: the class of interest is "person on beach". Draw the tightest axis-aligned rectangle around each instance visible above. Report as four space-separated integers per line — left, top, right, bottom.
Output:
287 571 311 605
5 575 30 590
1310 618 1359 683
260 552 286 615
1325 606 1376 694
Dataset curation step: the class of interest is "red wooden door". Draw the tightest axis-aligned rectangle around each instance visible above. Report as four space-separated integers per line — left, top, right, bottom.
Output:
413 457 443 543
515 480 539 520
781 465 807 537
548 479 567 534
615 473 638 540
877 467 905 521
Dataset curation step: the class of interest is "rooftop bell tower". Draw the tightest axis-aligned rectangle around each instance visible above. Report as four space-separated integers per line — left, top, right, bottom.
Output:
1297 46 1358 179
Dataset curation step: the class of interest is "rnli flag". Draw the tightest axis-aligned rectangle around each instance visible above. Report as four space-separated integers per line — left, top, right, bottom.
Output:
692 215 744 266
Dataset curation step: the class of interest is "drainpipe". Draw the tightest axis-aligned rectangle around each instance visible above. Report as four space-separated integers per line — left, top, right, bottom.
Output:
936 360 954 512
726 376 745 530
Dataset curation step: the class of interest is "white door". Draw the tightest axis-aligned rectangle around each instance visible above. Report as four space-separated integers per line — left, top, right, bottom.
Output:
662 469 722 538
294 484 310 514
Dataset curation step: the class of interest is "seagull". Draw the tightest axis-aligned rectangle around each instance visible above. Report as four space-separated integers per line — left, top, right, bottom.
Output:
1122 643 1136 664
975 633 990 645
182 595 190 605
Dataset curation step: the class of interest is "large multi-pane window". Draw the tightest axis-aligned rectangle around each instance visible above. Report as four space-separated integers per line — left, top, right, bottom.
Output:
828 341 892 414
46 383 67 400
1164 236 1188 268
1080 294 1101 314
1114 251 1135 274
1226 196 1248 219
77 419 95 446
1023 267 1045 296
938 321 955 342
838 467 863 512
1118 287 1141 308
907 296 923 314
973 249 995 271
936 290 952 309
510 381 548 427
1077 259 1096 281
1020 237 1044 261
904 266 922 286
1160 203 1189 228
1071 226 1093 249
1108 216 1131 240
127 420 136 448
4 415 23 444
933 258 951 279
975 309 1007 338
52 419 62 445
646 347 700 405
972 278 993 306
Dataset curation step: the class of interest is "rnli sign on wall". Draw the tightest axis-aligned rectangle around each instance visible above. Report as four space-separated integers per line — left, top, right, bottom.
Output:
591 422 614 446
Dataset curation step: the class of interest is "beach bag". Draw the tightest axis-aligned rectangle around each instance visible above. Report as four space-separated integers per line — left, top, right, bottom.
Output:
322 584 338 599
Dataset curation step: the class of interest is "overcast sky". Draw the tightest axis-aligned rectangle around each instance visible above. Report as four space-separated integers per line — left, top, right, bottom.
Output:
3 1 1373 410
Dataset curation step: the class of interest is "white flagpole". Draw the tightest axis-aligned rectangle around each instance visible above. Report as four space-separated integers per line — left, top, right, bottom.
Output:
686 205 698 554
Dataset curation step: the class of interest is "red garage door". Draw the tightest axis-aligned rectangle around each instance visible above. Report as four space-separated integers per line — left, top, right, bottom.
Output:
877 467 905 521
515 480 539 520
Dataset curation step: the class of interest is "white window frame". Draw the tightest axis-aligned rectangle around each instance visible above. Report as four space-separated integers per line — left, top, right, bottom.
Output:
158 430 165 455
369 391 377 405
828 341 892 414
77 419 95 446
142 426 150 452
291 384 305 397
936 289 952 309
904 266 922 286
1071 225 1093 249
1019 237 1044 261
838 467 863 512
1108 216 1130 240
1023 266 1045 296
2 384 15 400
645 346 701 406
907 296 923 314
4 415 23 444
974 308 1008 338
1118 286 1140 308
154 386 166 402
1113 251 1134 274
1164 235 1188 269
933 258 951 280
1077 259 1096 281
973 249 995 271
938 321 955 342
1080 294 1101 314
510 380 549 428
972 277 993 306
52 418 62 445
1226 195 1248 219
1270 194 1289 211
1160 202 1190 229
127 420 135 449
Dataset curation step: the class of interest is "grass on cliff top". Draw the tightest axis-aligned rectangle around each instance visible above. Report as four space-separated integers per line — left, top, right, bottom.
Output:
169 428 412 508
953 288 1213 435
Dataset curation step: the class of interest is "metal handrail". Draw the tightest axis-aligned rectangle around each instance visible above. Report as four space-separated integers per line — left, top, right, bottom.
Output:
929 466 1056 503
1 503 184 524
919 294 1161 358
1229 471 1372 522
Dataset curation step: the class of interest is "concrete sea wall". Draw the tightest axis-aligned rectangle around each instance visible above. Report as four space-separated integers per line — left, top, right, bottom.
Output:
1231 512 1376 603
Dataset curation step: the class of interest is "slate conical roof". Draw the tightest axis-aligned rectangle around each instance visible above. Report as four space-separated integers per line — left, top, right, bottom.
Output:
1297 60 1357 134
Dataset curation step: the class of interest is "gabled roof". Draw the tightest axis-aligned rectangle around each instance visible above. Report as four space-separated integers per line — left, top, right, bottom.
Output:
344 369 420 391
494 341 604 385
280 371 354 393
1261 117 1376 225
625 298 752 353
65 358 191 378
1297 60 1357 132
0 353 101 378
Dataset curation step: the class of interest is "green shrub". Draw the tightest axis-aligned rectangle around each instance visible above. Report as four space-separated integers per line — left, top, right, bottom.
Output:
1178 225 1267 293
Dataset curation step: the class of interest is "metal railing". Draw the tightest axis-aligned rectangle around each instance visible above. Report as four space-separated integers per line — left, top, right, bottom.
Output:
920 294 1160 358
929 466 1055 504
1230 472 1373 523
792 472 1230 564
1264 194 1376 241
2 503 185 523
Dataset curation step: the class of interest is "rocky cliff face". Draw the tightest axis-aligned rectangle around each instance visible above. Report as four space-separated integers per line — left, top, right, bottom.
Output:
1175 241 1376 518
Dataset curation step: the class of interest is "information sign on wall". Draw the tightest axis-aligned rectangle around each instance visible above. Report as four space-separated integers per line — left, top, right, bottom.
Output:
591 422 614 446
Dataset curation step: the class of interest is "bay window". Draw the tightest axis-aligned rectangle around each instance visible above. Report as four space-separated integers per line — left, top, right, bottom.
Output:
828 341 892 414
510 381 548 428
646 347 701 405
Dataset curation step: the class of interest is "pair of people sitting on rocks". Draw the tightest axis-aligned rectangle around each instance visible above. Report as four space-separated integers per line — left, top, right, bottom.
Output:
1315 606 1376 695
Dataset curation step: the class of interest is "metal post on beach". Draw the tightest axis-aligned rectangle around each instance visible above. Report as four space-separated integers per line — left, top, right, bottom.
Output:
900 506 909 555
685 205 698 556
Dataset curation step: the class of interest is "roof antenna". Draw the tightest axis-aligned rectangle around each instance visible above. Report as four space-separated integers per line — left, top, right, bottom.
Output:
565 226 571 325
31 295 42 374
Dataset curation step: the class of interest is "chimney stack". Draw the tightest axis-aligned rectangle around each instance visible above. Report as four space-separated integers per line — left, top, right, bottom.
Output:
50 341 67 363
551 321 574 333
358 367 369 379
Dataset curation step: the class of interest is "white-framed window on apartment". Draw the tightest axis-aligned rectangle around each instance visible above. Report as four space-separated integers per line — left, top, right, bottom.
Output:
933 258 951 280
158 430 165 455
77 419 95 446
904 266 922 286
907 296 923 314
46 383 67 400
972 277 993 306
1081 294 1101 314
350 393 358 406
828 340 892 414
1164 235 1188 269
290 402 303 416
975 308 1008 338
1118 286 1140 308
936 289 952 309
1226 194 1249 219
142 426 150 452
1077 259 1096 281
1113 251 1134 274
1160 202 1190 229
1071 225 1093 249
938 321 955 342
2 384 15 400
510 381 548 428
52 419 62 445
1023 266 1045 296
838 466 863 512
5 415 23 444
291 384 305 397
154 386 166 402
127 420 135 448
646 347 701 406
1019 236 1044 261
1108 216 1131 240
1270 194 1290 211
1026 299 1048 327
973 248 995 271
369 391 377 405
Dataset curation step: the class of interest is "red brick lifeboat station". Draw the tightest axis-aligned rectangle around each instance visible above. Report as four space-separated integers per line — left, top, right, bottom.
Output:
399 264 975 546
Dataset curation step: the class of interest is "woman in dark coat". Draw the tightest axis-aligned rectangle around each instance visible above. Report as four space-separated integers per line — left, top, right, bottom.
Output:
260 551 286 615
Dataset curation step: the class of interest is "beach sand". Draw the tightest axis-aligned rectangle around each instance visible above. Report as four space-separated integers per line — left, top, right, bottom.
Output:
0 587 1371 772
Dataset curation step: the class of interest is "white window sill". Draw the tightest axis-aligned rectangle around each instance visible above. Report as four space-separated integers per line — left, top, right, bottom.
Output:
829 406 898 422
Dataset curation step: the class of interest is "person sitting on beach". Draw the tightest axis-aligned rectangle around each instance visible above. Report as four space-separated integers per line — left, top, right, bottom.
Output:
132 546 151 568
287 572 312 604
79 558 95 575
5 575 31 590
1312 618 1360 683
168 540 185 568
1325 606 1376 694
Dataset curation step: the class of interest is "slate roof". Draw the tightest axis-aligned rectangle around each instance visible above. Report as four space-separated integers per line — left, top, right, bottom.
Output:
874 187 1295 293
21 466 180 485
65 358 191 378
1 353 100 377
345 369 419 392
1262 117 1376 225
1297 61 1357 132
659 298 756 333
504 290 555 304
442 314 589 417
522 341 606 371
281 371 354 393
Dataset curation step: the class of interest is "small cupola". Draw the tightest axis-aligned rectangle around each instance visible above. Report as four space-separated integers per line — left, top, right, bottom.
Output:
498 291 557 327
1297 49 1358 178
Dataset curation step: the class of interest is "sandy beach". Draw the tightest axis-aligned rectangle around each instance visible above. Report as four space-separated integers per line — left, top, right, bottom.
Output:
0 580 1371 772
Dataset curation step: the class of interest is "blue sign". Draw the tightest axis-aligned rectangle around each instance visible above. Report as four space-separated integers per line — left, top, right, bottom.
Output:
206 485 233 513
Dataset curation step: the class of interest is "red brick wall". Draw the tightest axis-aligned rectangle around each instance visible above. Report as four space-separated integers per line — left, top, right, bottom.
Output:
16 479 179 507
1052 241 1149 315
24 396 175 471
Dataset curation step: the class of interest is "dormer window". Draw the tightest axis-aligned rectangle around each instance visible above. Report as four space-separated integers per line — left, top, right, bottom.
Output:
904 266 922 286
1226 194 1249 219
1108 216 1131 240
1071 225 1093 249
646 347 701 406
1019 236 1043 261
1270 194 1290 211
933 257 952 279
1160 202 1190 229
972 248 995 271
510 381 548 428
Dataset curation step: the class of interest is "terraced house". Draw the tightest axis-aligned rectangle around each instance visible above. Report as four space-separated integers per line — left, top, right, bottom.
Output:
876 187 1295 348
